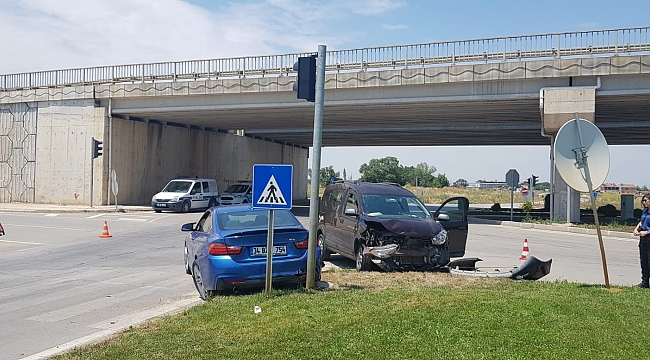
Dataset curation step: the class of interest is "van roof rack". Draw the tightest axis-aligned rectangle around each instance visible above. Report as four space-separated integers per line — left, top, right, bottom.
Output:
374 182 402 188
333 180 359 185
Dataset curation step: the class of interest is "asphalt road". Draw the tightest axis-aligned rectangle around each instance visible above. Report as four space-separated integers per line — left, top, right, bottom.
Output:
0 210 204 359
0 210 642 359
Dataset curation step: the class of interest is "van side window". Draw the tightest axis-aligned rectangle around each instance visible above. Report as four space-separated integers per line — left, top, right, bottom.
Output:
190 183 201 195
321 188 332 212
345 192 358 213
202 182 209 193
333 189 343 212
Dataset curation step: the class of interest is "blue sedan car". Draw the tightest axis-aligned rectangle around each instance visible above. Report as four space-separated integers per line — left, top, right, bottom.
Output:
182 205 321 299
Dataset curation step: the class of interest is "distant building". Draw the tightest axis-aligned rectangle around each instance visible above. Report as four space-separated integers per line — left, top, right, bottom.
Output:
596 182 637 194
620 184 636 194
469 181 508 190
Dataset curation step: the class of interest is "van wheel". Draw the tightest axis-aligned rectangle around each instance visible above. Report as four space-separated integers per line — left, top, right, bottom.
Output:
154 209 162 213
356 243 372 271
181 200 191 213
318 233 331 261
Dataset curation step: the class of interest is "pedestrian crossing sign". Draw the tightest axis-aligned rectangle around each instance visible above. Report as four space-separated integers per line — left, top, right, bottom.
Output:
253 164 293 209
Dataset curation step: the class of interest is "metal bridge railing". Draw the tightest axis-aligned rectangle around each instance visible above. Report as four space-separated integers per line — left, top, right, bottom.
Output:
1 27 648 91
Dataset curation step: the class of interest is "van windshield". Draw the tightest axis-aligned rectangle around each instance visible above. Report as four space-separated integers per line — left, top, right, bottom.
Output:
225 184 250 193
361 194 430 219
162 180 193 193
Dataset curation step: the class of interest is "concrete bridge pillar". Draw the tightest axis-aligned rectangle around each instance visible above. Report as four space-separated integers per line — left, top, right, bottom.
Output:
552 170 581 222
541 87 596 223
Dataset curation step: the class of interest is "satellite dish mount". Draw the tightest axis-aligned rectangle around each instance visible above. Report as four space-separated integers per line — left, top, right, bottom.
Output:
554 113 618 291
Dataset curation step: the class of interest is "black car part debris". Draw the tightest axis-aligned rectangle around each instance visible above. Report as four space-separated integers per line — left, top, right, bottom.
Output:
448 256 552 281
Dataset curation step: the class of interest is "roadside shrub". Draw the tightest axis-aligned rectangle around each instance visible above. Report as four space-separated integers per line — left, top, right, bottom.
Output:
522 201 533 213
597 204 618 217
490 203 501 212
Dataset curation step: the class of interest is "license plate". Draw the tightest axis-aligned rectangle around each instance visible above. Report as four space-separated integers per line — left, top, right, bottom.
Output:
252 246 287 257
156 203 167 207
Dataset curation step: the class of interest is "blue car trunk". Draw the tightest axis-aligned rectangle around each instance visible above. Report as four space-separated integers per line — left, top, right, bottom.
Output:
222 228 309 263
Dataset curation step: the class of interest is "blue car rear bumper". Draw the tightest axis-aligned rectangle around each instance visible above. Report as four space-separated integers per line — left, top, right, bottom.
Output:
200 249 321 291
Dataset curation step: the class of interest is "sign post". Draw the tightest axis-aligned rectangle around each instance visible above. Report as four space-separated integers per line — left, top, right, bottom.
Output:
253 164 293 292
111 170 119 211
505 169 519 221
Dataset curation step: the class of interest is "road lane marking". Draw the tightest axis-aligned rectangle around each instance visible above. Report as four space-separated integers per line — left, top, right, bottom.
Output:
21 292 201 360
0 239 45 245
87 214 104 219
117 218 148 222
26 286 162 323
2 223 90 231
44 214 59 217
149 214 172 223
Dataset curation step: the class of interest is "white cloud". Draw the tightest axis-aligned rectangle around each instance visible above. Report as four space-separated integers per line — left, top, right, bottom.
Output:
381 24 409 30
1 0 406 74
344 0 407 16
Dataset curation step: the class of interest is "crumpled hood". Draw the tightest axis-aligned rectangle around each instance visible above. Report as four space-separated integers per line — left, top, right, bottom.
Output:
364 217 442 237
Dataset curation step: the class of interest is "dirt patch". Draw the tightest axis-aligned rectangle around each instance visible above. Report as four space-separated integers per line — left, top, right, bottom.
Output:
321 269 501 291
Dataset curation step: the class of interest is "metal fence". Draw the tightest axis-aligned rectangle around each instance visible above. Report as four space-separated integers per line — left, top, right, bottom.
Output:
2 27 649 91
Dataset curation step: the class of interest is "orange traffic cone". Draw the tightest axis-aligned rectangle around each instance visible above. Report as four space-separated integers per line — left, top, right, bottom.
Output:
99 220 112 238
519 238 529 260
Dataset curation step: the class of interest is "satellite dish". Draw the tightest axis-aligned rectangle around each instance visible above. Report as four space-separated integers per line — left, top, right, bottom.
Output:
553 118 609 192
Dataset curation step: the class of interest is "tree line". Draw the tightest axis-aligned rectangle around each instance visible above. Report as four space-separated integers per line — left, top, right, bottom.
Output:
309 156 455 188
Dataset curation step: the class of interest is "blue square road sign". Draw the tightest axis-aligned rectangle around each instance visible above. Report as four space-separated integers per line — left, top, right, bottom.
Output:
253 164 293 210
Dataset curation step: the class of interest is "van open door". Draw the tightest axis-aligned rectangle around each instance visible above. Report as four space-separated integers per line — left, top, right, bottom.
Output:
432 197 469 258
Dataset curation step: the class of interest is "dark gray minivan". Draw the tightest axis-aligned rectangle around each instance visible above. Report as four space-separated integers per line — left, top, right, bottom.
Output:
317 181 468 271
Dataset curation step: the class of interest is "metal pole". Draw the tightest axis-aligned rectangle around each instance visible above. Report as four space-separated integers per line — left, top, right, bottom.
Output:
90 137 94 208
550 138 555 221
566 185 571 224
307 45 326 289
107 99 113 206
573 114 611 289
265 209 275 292
510 188 514 221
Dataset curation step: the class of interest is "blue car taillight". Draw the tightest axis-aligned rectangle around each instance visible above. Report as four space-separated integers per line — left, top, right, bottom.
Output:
209 243 243 255
294 238 309 250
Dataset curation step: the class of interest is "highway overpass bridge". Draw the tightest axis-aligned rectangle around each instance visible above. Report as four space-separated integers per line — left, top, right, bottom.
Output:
1 27 649 216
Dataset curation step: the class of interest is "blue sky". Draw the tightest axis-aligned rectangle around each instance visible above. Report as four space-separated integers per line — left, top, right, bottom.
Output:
1 0 648 186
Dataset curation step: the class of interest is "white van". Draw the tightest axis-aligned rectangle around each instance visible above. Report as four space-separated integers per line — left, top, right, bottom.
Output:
218 181 252 205
151 177 219 213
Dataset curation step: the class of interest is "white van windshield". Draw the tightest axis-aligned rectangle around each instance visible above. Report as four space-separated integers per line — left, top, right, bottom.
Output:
162 180 193 193
225 184 250 193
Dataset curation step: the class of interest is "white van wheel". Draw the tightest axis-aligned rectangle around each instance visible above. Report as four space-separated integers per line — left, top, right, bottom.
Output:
181 200 191 213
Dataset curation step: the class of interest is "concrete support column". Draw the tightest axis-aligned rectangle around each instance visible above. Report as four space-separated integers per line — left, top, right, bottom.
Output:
552 170 581 222
541 86 596 223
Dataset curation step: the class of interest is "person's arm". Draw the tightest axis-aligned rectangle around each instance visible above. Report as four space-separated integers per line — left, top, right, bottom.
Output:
634 221 642 236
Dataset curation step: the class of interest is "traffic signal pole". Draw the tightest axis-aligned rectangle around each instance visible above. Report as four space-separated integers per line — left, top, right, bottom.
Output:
90 137 95 208
306 45 326 289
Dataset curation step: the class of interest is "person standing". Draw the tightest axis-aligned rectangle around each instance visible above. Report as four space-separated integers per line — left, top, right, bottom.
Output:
633 194 650 288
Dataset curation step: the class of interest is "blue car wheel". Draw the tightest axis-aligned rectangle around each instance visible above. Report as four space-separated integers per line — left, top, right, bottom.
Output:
184 245 192 275
192 262 214 300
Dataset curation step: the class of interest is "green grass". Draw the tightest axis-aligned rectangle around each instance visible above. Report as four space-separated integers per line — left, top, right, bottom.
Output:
55 273 650 360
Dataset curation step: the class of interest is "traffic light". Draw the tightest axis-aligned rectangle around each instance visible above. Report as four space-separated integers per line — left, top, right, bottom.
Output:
92 137 103 159
526 177 532 188
292 55 316 102
531 175 539 187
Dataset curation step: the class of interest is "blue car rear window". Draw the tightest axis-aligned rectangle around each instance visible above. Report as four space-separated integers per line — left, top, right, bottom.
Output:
217 209 301 230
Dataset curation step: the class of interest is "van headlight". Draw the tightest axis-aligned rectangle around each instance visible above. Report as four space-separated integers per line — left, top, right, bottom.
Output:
151 195 156 202
172 196 180 202
431 229 447 245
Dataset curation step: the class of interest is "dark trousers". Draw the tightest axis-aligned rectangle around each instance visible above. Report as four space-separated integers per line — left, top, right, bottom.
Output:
640 235 650 283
